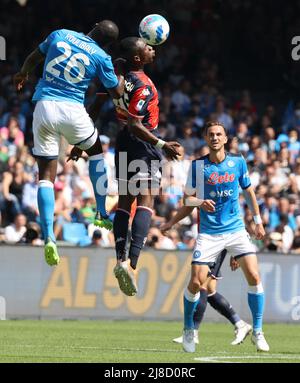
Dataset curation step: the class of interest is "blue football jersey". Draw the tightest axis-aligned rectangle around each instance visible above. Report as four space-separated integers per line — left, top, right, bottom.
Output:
185 153 251 234
33 29 118 104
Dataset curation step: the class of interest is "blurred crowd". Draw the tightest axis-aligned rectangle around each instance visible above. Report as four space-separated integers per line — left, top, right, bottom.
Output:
0 0 300 253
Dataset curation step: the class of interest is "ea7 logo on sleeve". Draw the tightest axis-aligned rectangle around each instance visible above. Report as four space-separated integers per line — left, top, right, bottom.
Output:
142 88 150 96
0 36 6 60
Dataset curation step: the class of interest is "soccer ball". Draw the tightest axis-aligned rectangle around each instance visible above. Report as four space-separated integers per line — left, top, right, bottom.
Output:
139 14 170 46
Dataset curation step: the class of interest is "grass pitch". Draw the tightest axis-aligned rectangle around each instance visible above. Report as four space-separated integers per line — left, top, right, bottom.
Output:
0 320 299 363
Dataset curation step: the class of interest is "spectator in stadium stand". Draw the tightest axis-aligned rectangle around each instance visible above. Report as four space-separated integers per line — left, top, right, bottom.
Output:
291 229 300 254
261 126 277 154
22 170 39 222
0 0 299 254
236 122 250 154
178 121 201 158
171 79 192 116
0 99 26 133
4 213 27 243
290 162 300 194
1 160 31 225
0 117 24 157
89 229 103 247
214 96 233 133
21 221 43 246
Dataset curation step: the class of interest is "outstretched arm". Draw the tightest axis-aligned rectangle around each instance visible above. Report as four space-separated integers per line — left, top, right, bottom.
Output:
127 116 180 161
243 186 265 240
14 48 45 91
160 205 195 234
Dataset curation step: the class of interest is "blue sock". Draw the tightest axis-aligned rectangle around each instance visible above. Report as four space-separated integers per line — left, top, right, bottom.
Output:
89 154 108 218
184 288 200 330
248 283 265 333
37 180 55 242
193 289 208 329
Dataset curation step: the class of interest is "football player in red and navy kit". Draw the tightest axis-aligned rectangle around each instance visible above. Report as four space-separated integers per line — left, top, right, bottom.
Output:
112 37 181 296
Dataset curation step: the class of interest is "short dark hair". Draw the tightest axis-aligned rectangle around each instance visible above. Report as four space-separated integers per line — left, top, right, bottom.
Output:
90 20 119 46
204 121 227 136
119 37 141 60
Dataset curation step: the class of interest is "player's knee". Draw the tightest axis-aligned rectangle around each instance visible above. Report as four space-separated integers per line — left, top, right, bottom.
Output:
247 270 260 285
189 278 201 293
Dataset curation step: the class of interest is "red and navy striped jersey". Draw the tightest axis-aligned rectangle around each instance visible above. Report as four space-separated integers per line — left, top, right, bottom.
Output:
113 70 159 131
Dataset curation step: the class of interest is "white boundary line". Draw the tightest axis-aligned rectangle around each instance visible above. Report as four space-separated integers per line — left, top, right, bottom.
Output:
194 354 300 363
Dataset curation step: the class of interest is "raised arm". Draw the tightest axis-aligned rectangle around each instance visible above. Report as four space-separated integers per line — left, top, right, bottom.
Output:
160 204 195 235
14 48 45 91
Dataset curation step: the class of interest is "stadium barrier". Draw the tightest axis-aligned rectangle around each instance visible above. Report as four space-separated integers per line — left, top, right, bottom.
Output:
0 245 299 323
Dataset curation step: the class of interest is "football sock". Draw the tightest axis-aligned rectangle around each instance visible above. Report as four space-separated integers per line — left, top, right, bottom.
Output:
89 154 108 218
184 288 200 330
128 206 152 270
208 291 241 326
113 208 130 261
193 289 208 330
37 180 55 242
248 283 265 333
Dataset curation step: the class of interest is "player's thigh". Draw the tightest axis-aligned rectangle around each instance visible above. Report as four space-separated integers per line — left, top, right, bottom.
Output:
188 264 210 293
32 101 60 158
237 254 261 285
117 194 136 212
58 103 97 150
226 229 256 259
192 233 225 266
207 278 217 294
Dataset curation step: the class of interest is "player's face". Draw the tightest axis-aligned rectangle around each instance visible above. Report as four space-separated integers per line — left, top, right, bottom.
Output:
137 40 155 64
205 125 228 151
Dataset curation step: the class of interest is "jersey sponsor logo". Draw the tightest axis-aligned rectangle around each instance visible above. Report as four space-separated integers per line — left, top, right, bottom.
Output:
136 99 145 111
207 172 235 185
210 189 233 198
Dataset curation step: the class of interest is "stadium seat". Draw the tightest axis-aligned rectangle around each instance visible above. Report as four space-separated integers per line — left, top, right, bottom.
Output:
62 223 92 247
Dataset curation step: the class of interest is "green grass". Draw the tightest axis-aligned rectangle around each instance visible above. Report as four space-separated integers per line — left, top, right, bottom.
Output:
0 321 299 363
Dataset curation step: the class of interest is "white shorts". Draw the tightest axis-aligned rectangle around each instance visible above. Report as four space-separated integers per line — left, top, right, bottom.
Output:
32 100 98 158
192 229 256 265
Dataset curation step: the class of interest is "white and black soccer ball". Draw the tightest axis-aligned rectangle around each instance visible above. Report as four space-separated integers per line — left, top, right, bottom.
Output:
139 14 170 46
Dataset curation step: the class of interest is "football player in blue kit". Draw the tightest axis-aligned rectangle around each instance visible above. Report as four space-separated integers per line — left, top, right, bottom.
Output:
14 20 125 266
161 121 269 353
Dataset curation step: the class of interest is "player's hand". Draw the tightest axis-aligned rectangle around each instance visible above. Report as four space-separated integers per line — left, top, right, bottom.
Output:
200 199 216 212
13 71 28 91
254 223 265 240
67 146 83 162
113 58 127 76
230 256 240 271
160 221 173 235
163 141 181 161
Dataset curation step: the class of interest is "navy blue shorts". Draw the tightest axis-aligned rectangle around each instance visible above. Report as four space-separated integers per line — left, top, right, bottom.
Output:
115 127 162 189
